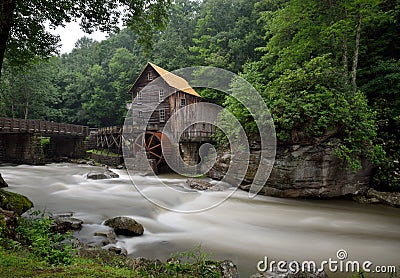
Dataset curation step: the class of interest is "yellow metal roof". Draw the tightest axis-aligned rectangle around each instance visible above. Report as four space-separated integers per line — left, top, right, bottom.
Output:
148 62 201 97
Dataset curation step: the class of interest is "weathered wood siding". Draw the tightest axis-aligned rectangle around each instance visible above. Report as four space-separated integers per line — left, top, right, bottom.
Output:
130 64 160 100
128 63 215 142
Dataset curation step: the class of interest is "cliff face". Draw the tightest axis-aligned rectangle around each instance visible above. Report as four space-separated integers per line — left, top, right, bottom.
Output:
207 138 372 198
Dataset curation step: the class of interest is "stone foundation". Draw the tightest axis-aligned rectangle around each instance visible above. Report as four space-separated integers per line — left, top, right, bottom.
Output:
90 153 123 167
0 133 87 165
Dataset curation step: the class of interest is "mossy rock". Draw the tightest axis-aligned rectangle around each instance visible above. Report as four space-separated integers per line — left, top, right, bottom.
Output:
0 189 33 215
0 209 18 239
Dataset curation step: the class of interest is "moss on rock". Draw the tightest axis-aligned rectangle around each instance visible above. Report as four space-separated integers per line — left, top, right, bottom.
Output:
0 189 33 215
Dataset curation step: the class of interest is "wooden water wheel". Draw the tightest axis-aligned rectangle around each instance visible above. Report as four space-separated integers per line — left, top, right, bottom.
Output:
133 132 170 165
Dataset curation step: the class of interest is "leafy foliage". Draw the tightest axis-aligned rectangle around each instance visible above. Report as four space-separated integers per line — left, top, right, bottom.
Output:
361 59 400 190
166 245 221 277
132 245 222 278
1 0 171 73
191 0 264 73
16 211 74 265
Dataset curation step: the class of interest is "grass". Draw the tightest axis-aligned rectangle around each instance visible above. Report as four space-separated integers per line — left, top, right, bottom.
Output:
0 248 136 278
0 211 224 277
86 149 121 157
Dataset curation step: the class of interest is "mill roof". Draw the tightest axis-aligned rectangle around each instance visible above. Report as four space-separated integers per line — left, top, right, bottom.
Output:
130 62 201 98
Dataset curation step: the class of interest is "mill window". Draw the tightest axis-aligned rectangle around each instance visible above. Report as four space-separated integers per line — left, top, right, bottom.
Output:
180 98 186 107
159 109 165 122
159 90 165 102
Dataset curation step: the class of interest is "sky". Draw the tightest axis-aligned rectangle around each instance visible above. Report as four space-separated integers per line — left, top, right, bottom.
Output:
50 21 108 54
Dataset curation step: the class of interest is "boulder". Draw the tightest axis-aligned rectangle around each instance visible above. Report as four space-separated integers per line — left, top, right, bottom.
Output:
87 168 119 179
251 265 328 278
220 260 240 278
0 174 8 188
0 208 18 238
128 257 163 271
357 189 400 207
103 245 128 256
128 257 238 278
104 216 144 236
353 195 381 204
94 228 117 242
186 178 217 191
0 188 33 215
78 246 128 266
86 160 96 166
50 213 83 233
209 138 372 198
93 228 117 246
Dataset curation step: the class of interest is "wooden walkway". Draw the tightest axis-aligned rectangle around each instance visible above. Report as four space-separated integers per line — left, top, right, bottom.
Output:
0 117 89 137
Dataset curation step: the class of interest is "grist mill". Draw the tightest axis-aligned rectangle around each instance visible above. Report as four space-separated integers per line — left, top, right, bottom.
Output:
98 62 216 174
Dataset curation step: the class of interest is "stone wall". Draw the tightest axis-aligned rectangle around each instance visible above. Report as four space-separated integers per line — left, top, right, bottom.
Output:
0 134 88 164
180 142 200 166
0 139 5 163
0 134 45 165
49 137 86 159
85 134 97 150
208 138 372 198
90 153 123 166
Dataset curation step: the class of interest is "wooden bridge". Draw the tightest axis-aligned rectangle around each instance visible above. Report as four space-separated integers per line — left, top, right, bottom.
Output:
0 118 89 165
0 117 89 137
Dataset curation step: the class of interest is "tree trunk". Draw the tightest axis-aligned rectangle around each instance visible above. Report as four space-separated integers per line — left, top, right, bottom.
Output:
24 74 30 119
351 14 363 93
11 98 14 118
0 0 16 77
341 6 349 86
342 34 348 81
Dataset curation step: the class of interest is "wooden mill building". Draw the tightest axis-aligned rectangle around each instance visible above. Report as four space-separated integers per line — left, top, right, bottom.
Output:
125 62 215 171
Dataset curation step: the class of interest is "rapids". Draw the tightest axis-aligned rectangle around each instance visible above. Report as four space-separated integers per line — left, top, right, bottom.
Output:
1 163 399 277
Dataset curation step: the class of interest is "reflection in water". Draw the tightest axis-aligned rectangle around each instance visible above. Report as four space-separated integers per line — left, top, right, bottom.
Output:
1 163 399 276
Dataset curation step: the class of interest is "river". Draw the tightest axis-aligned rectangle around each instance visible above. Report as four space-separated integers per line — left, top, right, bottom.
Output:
1 163 399 277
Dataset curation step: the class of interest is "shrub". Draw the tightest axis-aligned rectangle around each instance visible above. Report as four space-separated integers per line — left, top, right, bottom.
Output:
16 211 74 265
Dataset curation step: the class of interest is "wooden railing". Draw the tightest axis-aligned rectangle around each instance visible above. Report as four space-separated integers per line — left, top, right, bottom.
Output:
0 118 89 136
180 130 214 142
97 126 123 135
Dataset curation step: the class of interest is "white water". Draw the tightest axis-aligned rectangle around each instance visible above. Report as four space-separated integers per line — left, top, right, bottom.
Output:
1 163 399 277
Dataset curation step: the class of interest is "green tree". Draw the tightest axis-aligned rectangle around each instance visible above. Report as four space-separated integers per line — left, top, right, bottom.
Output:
225 0 390 171
0 59 60 120
191 0 264 72
152 0 201 70
0 0 171 75
259 0 383 91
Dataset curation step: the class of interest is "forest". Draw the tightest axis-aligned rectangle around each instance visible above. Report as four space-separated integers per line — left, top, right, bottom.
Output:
0 0 399 190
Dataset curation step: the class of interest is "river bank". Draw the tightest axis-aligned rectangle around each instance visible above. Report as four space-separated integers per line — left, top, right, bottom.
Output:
1 163 399 277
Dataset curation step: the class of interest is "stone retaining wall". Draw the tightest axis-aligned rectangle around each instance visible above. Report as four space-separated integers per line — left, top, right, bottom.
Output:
208 138 372 198
90 153 123 166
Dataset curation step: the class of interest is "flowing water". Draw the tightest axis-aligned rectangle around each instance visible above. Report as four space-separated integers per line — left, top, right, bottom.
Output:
1 163 399 277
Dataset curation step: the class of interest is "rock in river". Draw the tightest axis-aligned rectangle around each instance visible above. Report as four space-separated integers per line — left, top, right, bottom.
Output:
0 174 8 188
50 213 84 233
355 189 400 207
87 167 119 180
186 178 219 191
104 216 144 236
